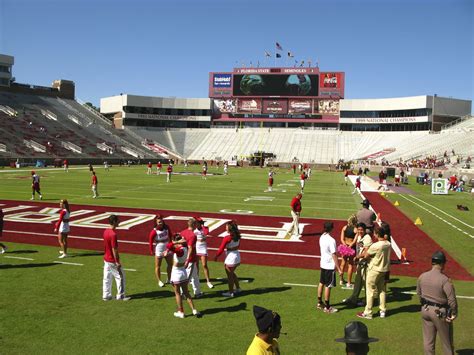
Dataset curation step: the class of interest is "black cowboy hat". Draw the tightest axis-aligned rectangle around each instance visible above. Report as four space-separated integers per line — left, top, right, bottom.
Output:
335 321 379 344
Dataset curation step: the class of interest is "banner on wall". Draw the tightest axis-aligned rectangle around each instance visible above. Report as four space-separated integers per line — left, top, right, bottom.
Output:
262 99 288 114
288 99 312 114
320 72 342 88
214 99 237 113
238 99 262 113
316 99 340 114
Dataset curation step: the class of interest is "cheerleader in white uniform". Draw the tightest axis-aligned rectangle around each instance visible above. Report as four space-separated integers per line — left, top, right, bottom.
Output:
54 199 70 258
194 217 214 289
148 214 172 287
166 235 201 319
214 221 241 297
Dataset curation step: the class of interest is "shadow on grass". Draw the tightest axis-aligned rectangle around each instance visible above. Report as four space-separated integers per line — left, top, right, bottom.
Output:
4 250 38 254
70 251 103 258
456 349 474 355
129 290 175 300
200 302 247 316
0 262 58 269
206 286 292 302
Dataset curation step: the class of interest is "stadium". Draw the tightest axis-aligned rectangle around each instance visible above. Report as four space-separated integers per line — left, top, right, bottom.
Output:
1 14 473 355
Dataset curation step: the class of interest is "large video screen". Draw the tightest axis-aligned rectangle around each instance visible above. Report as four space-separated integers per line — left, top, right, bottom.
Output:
233 74 319 97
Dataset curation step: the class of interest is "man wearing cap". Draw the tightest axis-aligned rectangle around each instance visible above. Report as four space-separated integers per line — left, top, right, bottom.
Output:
417 251 457 355
335 321 378 355
246 305 282 355
288 193 302 237
356 200 376 234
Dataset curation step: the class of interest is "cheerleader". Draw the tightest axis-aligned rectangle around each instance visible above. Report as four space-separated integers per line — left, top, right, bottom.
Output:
166 235 201 319
338 214 357 288
148 214 172 287
267 169 274 192
54 199 70 258
214 221 241 297
194 217 214 289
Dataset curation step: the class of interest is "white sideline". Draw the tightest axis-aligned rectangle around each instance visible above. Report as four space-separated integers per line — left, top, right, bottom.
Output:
3 256 34 260
399 195 474 239
5 229 322 259
53 261 84 266
407 195 473 229
283 283 474 299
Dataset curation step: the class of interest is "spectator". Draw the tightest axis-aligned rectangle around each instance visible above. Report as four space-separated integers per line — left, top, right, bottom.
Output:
335 321 379 355
246 305 282 355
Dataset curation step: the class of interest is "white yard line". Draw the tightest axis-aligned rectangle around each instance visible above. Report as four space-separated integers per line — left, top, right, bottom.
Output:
53 261 84 266
407 195 474 229
123 268 137 272
399 195 474 239
3 256 34 260
5 229 321 259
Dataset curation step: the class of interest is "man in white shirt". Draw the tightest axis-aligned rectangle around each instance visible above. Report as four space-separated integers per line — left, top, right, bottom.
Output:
317 221 342 314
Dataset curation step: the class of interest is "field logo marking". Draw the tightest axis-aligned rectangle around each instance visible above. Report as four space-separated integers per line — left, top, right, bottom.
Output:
277 184 295 187
4 208 95 224
164 216 230 233
72 212 155 230
1 205 35 213
218 222 308 242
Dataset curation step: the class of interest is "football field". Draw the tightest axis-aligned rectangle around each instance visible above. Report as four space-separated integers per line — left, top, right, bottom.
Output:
0 164 473 354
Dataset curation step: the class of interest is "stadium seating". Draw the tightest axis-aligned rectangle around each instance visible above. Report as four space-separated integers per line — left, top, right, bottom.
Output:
0 92 157 160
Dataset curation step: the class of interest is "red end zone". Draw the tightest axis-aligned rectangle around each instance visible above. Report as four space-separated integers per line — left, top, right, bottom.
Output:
1 199 472 281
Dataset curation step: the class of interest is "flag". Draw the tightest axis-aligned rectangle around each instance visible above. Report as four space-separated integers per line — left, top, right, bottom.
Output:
257 60 260 68
265 51 271 57
276 53 281 58
299 60 304 67
287 51 294 58
308 59 312 67
276 42 283 51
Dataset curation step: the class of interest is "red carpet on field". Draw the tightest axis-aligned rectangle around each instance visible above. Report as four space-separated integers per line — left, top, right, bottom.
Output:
1 198 472 281
364 192 473 281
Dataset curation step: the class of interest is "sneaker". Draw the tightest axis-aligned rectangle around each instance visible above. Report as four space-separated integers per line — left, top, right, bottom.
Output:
222 291 234 297
356 312 372 320
194 292 204 298
102 297 112 301
158 280 165 287
234 288 242 294
316 303 323 310
39 195 43 200
58 253 67 258
30 197 34 200
379 311 386 318
118 296 131 301
324 307 339 314
207 282 214 289
346 283 354 289
0 246 6 254
192 309 202 318
174 311 185 319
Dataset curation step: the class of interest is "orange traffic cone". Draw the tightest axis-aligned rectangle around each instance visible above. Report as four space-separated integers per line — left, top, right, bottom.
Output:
401 248 409 264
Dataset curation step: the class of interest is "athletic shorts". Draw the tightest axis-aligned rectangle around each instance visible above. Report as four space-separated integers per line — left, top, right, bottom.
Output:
319 268 336 288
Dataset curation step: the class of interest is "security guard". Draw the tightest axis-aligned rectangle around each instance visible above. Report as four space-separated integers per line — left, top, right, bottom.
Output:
416 251 458 355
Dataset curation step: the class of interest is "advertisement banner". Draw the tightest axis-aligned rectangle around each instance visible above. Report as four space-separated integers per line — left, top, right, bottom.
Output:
213 73 232 88
288 99 312 114
316 99 340 114
320 72 342 88
238 99 262 113
339 116 429 124
262 99 288 114
213 99 237 113
431 178 449 195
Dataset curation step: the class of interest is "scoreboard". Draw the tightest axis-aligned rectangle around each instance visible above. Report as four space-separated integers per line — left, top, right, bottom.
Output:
209 67 344 117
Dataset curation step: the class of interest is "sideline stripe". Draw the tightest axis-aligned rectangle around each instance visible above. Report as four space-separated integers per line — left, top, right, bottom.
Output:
5 229 322 259
406 194 474 229
3 256 34 261
400 195 474 239
53 261 84 266
283 283 474 300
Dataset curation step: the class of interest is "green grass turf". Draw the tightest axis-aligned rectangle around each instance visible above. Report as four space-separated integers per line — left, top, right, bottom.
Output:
1 165 473 354
0 165 361 219
1 242 473 355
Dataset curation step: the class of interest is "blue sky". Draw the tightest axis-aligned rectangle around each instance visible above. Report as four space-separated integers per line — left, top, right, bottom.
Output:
0 0 472 106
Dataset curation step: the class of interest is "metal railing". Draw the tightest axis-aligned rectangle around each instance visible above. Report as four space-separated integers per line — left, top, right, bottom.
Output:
441 114 473 130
